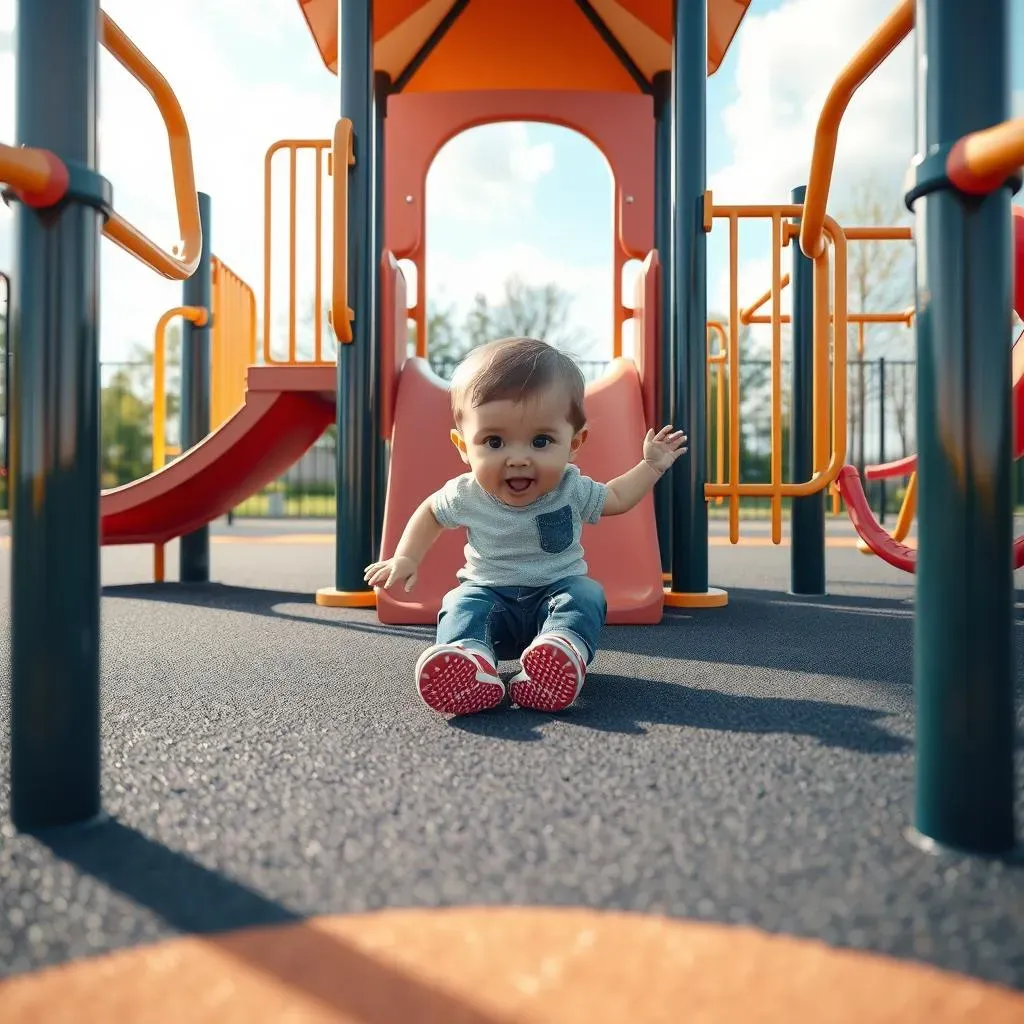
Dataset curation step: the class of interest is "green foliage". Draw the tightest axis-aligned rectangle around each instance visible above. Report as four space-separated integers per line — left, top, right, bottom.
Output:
98 325 181 487
100 368 152 486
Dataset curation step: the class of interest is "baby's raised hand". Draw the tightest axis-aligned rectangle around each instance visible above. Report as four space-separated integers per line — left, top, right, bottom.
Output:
643 425 688 474
363 554 419 592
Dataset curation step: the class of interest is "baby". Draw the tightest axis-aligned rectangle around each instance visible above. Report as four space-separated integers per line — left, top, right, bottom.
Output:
364 336 687 716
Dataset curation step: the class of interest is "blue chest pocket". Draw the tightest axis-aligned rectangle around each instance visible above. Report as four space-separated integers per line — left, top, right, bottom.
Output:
535 504 574 554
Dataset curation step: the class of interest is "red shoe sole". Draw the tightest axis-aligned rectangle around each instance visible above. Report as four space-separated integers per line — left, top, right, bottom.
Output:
417 650 504 716
510 642 583 712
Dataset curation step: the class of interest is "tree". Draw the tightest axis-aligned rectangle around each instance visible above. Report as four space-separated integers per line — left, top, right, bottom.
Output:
836 175 915 473
100 367 152 486
424 274 588 377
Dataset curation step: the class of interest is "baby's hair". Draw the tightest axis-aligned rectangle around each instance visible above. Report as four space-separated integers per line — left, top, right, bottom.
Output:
449 337 587 432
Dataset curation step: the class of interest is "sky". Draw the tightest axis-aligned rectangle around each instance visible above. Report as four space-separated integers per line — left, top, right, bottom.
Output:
0 0 1022 367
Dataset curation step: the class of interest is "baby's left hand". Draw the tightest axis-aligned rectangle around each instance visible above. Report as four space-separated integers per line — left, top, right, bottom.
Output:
643 425 688 474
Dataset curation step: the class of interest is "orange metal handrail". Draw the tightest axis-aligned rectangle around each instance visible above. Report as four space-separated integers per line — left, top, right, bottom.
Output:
948 116 1024 194
0 143 68 207
263 137 332 364
151 304 208 582
707 202 848 544
799 0 914 259
740 274 789 325
706 321 727 503
211 256 257 430
331 118 356 344
99 13 202 280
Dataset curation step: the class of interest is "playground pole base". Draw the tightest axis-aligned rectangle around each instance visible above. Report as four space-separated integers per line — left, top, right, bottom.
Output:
663 587 729 609
315 587 378 608
904 826 1024 864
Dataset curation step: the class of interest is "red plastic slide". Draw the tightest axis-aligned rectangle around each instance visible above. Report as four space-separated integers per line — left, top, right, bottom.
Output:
101 366 335 545
835 465 1024 573
374 252 665 626
838 205 1024 569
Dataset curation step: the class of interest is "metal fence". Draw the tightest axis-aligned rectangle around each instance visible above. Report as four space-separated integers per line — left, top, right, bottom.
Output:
8 353 914 523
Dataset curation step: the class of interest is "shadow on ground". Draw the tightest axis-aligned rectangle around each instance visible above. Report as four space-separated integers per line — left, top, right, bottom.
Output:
28 817 505 1021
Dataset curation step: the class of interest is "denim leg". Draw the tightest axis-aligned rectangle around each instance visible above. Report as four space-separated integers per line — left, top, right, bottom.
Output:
436 584 517 662
534 575 607 663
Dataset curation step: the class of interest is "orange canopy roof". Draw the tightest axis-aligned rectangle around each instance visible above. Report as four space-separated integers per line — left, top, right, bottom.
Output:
297 0 753 90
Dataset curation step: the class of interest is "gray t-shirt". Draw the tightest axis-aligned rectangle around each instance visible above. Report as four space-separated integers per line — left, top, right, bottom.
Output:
431 465 608 588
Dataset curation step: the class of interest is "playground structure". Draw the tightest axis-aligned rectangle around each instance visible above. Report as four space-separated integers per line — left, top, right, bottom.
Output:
0 0 1021 889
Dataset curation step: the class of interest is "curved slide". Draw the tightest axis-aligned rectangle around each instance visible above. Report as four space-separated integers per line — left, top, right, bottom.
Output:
101 366 335 545
375 252 665 626
838 205 1024 569
376 358 665 625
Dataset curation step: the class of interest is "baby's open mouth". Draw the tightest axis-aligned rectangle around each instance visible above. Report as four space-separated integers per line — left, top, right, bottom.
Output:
505 477 534 493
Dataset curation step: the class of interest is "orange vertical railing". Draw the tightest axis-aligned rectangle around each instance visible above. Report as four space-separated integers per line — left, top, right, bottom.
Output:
151 305 208 582
705 200 848 544
210 256 257 430
706 321 727 504
263 137 332 364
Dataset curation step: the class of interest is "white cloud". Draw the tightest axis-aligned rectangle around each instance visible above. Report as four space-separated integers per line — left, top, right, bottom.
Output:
0 0 341 363
706 0 920 346
428 241 613 359
709 0 915 210
428 122 556 223
0 2 571 370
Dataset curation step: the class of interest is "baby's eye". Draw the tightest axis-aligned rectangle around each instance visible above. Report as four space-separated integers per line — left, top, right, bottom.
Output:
484 436 503 449
532 435 553 449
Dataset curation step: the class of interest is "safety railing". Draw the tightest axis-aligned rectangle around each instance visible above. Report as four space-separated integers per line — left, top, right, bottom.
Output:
151 305 208 582
99 12 202 279
0 14 202 280
706 200 848 544
947 116 1024 194
799 0 914 260
211 257 257 429
263 136 333 364
0 143 67 207
736 224 914 517
706 321 727 504
331 118 355 344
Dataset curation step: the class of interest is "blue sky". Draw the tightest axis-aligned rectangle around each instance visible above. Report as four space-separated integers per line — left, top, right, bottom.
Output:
0 0 1022 364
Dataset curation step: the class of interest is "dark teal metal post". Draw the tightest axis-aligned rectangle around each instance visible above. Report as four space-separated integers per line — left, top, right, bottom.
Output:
788 185 825 594
907 0 1016 854
1 271 9 481
329 0 375 598
372 71 390 557
179 191 212 583
669 0 711 596
652 69 673 577
10 0 104 829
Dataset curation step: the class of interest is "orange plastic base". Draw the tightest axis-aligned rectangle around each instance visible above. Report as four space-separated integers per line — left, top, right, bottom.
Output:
315 587 377 608
663 587 729 609
4 906 1020 1022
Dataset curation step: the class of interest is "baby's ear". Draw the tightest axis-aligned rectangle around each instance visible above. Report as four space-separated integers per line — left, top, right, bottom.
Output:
568 426 589 461
450 429 470 464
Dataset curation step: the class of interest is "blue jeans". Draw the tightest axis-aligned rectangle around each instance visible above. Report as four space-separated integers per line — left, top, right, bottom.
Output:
436 575 607 665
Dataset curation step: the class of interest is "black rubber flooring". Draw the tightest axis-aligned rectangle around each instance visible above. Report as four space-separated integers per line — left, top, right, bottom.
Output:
0 522 1022 989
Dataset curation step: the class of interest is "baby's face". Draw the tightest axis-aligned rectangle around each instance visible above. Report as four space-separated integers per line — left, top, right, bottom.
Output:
452 386 587 507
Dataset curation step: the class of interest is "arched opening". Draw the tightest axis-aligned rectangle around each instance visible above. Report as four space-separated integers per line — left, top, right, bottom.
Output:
423 121 615 382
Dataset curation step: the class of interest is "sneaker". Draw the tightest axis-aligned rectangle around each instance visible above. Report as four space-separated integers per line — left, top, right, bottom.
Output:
415 643 505 716
508 634 587 712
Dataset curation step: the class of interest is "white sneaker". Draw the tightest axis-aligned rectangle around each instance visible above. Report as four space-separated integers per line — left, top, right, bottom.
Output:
414 642 505 716
508 634 587 712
